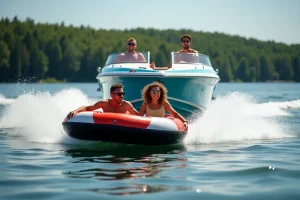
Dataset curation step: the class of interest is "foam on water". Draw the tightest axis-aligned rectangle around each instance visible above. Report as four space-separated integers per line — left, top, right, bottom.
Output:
261 99 300 109
185 92 292 145
0 88 92 144
0 90 296 145
0 93 15 105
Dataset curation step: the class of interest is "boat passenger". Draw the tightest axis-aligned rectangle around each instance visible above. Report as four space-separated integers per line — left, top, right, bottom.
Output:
115 37 147 63
150 34 198 69
67 83 139 119
139 82 188 130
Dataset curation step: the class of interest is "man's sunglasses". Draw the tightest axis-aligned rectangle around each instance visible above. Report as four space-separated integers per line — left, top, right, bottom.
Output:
181 40 190 43
128 43 136 46
112 92 125 96
151 90 161 94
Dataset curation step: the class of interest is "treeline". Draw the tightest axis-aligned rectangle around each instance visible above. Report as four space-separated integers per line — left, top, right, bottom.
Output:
0 16 300 82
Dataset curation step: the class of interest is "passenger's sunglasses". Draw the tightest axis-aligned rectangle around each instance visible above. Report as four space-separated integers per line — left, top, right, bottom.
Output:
181 40 190 43
127 43 136 46
112 92 125 96
151 90 161 94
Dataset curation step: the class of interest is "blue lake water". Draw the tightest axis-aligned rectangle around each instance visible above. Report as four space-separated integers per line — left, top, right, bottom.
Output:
0 83 299 199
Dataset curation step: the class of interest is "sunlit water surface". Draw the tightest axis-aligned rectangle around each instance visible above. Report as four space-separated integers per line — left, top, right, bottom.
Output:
0 83 299 199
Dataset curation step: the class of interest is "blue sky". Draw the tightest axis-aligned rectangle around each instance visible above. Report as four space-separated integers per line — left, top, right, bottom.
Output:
1 0 299 44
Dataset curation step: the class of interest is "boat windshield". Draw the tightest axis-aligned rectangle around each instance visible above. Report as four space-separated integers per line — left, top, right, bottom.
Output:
172 52 212 67
105 52 150 65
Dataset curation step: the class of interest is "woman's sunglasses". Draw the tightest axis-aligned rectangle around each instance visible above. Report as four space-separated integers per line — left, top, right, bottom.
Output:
151 90 161 94
112 92 125 96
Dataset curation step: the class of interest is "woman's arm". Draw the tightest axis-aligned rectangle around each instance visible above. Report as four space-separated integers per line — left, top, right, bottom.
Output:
164 102 186 122
164 101 188 130
139 103 147 116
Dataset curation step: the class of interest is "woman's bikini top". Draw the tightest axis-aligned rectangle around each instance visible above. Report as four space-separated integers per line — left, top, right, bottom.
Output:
146 104 165 117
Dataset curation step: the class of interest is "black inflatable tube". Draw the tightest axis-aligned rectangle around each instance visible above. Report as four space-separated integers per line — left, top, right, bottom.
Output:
63 122 186 145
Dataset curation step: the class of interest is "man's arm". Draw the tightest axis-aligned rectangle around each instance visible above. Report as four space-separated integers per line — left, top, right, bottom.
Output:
115 55 121 63
138 53 146 62
68 100 107 119
150 62 171 70
115 54 126 63
124 101 139 115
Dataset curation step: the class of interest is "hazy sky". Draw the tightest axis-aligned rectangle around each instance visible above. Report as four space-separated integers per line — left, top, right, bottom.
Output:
1 0 299 44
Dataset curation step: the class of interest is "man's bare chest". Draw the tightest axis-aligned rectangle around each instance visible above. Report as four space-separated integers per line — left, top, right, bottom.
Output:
102 105 127 113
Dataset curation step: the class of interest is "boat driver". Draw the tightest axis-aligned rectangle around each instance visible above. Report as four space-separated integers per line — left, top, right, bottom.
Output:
67 83 139 119
150 34 199 69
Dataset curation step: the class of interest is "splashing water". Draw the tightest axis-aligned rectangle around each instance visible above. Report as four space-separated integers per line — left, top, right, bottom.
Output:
0 90 296 145
185 92 292 145
0 88 92 144
261 99 300 110
0 93 15 105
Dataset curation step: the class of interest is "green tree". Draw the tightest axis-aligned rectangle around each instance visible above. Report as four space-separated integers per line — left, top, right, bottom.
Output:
23 31 38 52
260 54 277 81
20 44 30 78
30 49 48 79
274 55 294 80
0 41 11 81
155 44 169 67
61 41 81 80
1 18 300 82
3 31 14 49
219 60 233 82
80 46 105 81
0 41 10 68
9 39 22 80
238 58 251 82
248 55 260 81
45 41 63 78
292 55 300 82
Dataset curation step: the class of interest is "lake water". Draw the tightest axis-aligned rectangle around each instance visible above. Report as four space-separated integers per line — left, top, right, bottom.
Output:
0 83 299 199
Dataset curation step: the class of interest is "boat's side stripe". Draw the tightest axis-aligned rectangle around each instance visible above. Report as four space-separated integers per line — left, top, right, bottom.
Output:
168 96 206 110
130 98 143 103
97 72 219 79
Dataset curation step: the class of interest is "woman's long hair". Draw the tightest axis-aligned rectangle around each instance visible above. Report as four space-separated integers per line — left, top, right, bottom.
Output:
141 82 168 104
